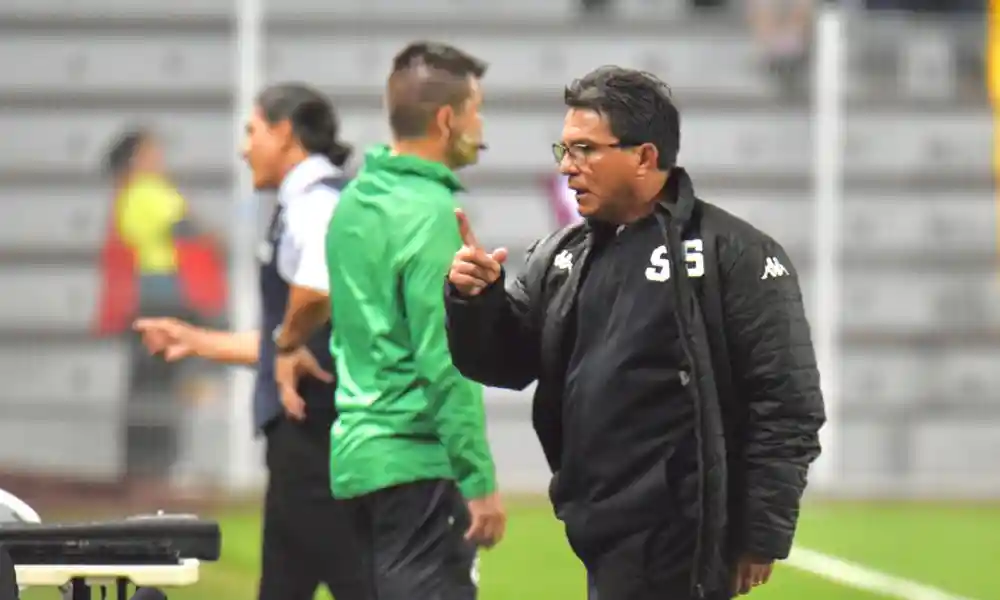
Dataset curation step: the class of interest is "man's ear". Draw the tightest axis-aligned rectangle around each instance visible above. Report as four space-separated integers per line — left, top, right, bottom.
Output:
434 105 455 138
635 143 660 177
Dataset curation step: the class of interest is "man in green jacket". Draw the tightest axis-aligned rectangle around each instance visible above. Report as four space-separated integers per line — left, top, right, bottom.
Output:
273 42 504 599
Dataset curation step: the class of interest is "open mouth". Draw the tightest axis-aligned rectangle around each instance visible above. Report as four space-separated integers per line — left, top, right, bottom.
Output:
568 185 591 202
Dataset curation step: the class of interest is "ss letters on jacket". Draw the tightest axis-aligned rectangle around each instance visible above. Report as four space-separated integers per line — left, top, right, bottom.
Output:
645 239 705 282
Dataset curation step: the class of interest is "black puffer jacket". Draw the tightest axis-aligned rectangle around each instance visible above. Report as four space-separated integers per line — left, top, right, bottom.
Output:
445 168 825 596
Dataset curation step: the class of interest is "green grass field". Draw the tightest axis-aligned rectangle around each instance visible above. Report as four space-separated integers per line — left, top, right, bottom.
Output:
20 500 1000 599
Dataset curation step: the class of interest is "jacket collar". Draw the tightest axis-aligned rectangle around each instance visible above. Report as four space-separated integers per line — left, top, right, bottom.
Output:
656 166 697 226
363 145 464 192
278 154 340 206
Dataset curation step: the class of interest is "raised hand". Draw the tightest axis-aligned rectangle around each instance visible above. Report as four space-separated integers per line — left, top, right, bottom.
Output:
448 209 508 297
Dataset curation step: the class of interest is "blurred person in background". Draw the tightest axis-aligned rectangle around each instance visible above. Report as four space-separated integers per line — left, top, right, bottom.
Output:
134 83 369 600
105 129 186 320
445 67 825 600
101 129 227 329
864 0 986 95
273 42 502 599
547 174 585 227
689 0 730 11
579 0 613 16
100 129 227 492
747 0 814 98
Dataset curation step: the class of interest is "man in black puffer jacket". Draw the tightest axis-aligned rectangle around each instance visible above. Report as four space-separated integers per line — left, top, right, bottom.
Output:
444 66 825 600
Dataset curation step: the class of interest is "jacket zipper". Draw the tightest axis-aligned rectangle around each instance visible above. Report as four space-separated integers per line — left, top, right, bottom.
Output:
657 211 709 599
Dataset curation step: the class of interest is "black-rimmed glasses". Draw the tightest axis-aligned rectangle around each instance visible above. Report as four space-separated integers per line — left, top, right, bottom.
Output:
551 142 636 164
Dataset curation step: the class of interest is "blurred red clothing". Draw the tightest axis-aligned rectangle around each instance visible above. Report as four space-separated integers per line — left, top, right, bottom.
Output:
95 198 229 335
546 173 584 228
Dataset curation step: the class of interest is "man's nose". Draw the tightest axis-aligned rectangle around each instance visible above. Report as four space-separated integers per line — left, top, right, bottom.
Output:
558 155 579 176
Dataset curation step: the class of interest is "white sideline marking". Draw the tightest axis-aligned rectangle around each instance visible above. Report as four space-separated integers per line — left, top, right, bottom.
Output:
786 547 976 600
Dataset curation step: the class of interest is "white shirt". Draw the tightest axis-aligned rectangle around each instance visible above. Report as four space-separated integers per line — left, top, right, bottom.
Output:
275 154 342 292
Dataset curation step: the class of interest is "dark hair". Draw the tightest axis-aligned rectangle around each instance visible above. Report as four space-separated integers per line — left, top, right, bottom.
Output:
104 128 152 178
256 83 352 167
564 66 680 170
386 42 488 139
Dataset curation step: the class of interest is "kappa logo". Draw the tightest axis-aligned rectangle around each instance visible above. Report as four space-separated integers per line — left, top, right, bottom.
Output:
553 250 573 271
761 256 789 279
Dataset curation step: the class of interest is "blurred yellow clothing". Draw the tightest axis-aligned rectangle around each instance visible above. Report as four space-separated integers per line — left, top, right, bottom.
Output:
116 174 186 274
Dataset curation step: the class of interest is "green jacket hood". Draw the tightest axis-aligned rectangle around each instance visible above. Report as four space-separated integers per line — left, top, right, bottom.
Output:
362 145 464 192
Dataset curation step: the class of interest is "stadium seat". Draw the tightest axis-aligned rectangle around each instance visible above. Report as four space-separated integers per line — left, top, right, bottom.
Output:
0 267 101 332
795 272 1000 334
710 191 996 259
0 338 129 480
839 350 932 409
912 420 1000 479
269 0 687 21
267 0 582 20
845 112 990 178
0 341 129 407
840 192 996 256
0 415 125 480
267 33 772 100
837 273 996 333
0 32 771 100
0 189 110 255
0 35 230 95
0 112 229 176
838 421 899 478
0 0 229 18
929 350 1000 404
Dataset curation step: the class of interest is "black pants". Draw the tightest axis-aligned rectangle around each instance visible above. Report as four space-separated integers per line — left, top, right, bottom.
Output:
0 547 15 600
583 522 730 600
259 417 370 600
588 575 731 600
346 479 477 600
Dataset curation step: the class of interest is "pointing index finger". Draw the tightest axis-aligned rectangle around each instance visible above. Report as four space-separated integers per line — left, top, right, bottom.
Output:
455 208 481 249
133 318 163 332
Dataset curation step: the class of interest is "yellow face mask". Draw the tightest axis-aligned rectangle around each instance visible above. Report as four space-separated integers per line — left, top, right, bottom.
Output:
449 133 482 169
445 113 485 170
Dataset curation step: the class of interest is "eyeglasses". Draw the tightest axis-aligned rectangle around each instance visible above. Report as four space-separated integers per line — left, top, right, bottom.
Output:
551 142 636 164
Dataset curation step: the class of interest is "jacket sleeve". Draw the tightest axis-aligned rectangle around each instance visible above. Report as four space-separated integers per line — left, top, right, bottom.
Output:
721 238 826 561
400 206 496 500
444 240 544 391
